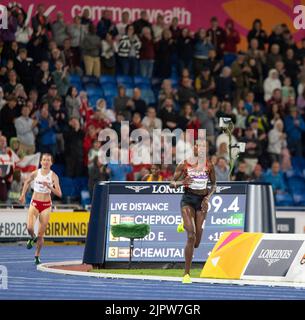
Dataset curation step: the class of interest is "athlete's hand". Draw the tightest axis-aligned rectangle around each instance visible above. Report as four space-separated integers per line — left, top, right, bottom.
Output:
201 197 209 213
19 194 25 205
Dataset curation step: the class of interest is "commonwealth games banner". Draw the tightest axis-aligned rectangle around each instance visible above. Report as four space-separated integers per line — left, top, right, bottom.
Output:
0 209 89 240
3 0 305 49
201 232 305 283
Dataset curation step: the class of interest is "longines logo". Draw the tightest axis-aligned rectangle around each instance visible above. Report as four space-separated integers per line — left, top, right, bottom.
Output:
216 186 231 193
258 249 292 267
125 186 151 193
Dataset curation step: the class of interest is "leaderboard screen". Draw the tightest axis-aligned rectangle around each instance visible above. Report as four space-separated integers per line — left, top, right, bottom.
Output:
105 188 246 262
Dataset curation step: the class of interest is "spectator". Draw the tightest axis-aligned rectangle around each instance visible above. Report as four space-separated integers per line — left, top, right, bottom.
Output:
15 12 33 46
154 29 175 79
263 161 287 194
117 11 131 39
88 139 101 170
139 27 155 78
263 69 282 102
31 3 50 34
233 99 248 132
0 135 18 202
216 66 234 102
176 27 194 75
14 104 38 155
80 8 91 27
106 147 132 181
158 79 177 107
251 163 264 182
207 16 226 58
206 48 222 77
0 87 6 111
284 48 299 87
95 98 115 123
41 84 58 109
117 24 141 76
142 164 163 181
131 88 147 118
50 96 68 156
297 87 305 115
268 24 285 53
37 103 56 157
34 60 54 99
196 98 216 145
195 67 216 99
3 70 19 97
215 157 230 181
0 7 17 43
158 98 178 130
224 19 240 54
142 107 162 136
49 47 66 72
233 161 250 181
177 77 197 108
240 127 262 174
88 155 109 196
51 12 69 48
15 48 34 93
129 112 143 132
266 44 282 70
193 28 214 77
64 117 85 177
114 85 134 120
267 119 287 163
8 169 22 203
65 86 81 120
281 76 295 105
152 14 165 42
169 17 181 41
83 124 98 167
52 59 70 97
27 25 49 64
97 9 118 40
67 15 87 68
231 51 251 104
133 10 153 36
284 107 305 156
101 32 117 75
81 23 101 78
247 19 268 50
0 94 19 141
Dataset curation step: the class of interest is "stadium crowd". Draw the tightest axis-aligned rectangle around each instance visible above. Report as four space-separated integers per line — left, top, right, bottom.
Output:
0 3 305 206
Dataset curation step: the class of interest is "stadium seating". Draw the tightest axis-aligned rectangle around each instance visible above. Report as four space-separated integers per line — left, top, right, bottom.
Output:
99 75 116 86
116 75 134 87
275 193 294 206
60 177 79 203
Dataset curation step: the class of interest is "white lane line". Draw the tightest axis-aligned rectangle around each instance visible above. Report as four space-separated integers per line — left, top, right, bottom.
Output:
37 260 305 289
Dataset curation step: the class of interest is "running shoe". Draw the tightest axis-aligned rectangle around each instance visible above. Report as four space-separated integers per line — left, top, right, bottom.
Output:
26 236 37 249
182 274 192 284
177 222 185 233
34 256 41 265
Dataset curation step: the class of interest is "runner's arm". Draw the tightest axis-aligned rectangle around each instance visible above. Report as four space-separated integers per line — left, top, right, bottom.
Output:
19 171 37 204
206 161 216 200
170 162 186 189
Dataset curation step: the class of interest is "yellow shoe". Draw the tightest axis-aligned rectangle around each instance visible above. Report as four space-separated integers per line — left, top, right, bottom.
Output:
182 274 192 284
177 223 185 233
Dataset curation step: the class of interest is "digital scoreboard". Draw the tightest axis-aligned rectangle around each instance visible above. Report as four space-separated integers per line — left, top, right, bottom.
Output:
83 182 276 266
106 193 246 262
